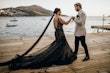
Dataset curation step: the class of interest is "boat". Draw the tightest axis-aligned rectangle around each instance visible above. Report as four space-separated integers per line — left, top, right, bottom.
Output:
10 18 18 22
6 24 17 27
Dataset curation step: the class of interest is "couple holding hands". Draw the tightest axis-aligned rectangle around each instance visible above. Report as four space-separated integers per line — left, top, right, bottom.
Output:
0 3 90 70
53 2 90 61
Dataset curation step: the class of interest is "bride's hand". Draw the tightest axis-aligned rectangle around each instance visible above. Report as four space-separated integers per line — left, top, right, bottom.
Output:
66 16 75 24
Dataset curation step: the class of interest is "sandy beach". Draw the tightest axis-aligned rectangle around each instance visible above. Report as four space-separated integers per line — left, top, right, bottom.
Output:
0 32 110 73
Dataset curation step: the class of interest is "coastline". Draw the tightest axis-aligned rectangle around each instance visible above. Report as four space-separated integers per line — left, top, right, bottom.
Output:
0 32 110 73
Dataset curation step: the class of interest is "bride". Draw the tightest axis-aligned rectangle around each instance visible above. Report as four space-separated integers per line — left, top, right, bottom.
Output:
0 8 77 70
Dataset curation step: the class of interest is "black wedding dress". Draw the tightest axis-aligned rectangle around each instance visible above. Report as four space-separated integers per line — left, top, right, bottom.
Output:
8 22 77 70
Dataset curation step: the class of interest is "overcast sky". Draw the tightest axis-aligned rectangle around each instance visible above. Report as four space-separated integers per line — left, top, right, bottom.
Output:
0 0 110 16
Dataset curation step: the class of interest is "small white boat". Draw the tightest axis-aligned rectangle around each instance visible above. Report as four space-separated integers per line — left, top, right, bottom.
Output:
10 18 18 22
6 24 17 27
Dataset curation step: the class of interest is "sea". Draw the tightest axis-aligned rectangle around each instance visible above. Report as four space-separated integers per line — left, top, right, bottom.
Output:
0 16 110 39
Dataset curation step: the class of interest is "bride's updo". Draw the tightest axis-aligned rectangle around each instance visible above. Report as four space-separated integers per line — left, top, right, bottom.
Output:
54 8 61 14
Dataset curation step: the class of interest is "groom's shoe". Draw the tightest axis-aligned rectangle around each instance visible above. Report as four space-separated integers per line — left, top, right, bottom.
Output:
82 57 90 61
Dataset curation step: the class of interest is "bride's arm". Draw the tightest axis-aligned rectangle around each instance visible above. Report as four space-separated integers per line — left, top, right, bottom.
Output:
59 17 72 25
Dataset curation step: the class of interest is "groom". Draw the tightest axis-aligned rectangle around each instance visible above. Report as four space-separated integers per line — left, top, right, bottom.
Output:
72 3 90 61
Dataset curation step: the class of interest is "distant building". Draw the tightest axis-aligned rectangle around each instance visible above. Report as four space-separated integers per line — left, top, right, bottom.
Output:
0 9 5 14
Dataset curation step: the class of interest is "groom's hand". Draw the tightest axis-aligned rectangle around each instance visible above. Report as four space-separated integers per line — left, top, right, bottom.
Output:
71 16 75 20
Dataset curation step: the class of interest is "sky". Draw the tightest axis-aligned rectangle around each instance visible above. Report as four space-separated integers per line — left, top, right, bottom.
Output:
0 0 110 16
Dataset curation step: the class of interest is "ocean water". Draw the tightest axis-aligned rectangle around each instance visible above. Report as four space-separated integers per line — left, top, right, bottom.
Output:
0 16 110 39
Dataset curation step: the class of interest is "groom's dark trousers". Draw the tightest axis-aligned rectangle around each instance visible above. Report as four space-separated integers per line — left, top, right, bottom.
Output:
74 36 89 57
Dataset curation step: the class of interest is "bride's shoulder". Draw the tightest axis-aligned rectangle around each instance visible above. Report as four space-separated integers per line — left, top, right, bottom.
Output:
54 16 60 21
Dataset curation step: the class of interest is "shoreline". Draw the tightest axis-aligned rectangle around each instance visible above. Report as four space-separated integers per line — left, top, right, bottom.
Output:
0 32 107 40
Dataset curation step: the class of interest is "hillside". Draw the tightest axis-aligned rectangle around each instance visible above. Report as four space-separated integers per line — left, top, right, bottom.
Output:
0 5 53 16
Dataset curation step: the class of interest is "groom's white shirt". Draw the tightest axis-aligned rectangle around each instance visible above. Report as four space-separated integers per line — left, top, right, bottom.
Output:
74 9 86 37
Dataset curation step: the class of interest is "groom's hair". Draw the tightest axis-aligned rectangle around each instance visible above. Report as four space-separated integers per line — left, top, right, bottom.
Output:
74 3 82 9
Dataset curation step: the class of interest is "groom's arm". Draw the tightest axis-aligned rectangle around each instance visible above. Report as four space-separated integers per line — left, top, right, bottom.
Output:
74 13 86 26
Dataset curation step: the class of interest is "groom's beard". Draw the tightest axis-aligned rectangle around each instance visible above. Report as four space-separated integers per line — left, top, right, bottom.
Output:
75 9 79 12
76 9 79 12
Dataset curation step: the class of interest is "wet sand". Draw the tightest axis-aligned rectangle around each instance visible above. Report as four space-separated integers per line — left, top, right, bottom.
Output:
0 32 110 73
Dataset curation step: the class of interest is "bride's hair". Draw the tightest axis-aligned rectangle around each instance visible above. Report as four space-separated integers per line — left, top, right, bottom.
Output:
54 8 60 14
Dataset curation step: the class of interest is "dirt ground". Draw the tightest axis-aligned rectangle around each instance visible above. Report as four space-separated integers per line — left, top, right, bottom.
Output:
0 32 110 73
